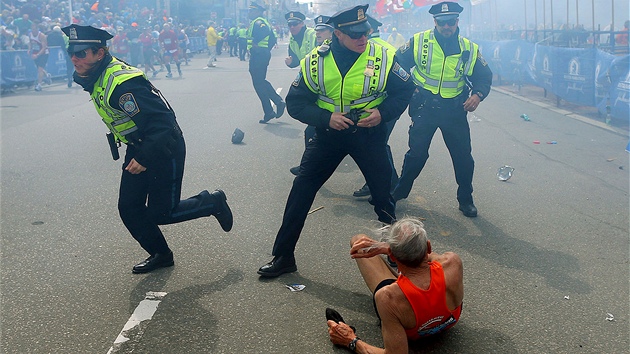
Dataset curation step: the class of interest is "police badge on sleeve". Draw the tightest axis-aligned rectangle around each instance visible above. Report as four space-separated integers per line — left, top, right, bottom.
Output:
119 93 140 117
392 62 411 81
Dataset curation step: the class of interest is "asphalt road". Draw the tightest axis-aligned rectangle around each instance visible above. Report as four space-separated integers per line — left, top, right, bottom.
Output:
1 43 628 354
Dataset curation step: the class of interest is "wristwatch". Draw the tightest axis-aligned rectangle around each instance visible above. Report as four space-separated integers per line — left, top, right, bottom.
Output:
474 91 484 100
348 337 360 352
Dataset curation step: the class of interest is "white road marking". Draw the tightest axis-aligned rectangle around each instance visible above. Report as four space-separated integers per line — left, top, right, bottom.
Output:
107 291 167 354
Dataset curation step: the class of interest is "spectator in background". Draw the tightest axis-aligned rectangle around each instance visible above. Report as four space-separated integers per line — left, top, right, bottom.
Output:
46 25 74 88
13 13 32 48
205 21 220 68
386 27 406 49
615 20 629 47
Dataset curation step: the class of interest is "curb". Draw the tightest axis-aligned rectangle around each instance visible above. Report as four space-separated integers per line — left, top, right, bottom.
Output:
492 86 625 136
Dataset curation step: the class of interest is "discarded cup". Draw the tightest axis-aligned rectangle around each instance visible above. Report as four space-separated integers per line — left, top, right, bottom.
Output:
520 114 530 121
533 140 540 144
546 141 557 144
497 165 515 181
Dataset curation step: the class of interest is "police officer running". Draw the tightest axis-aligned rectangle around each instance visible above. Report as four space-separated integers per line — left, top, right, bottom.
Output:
62 24 234 274
284 11 317 68
391 2 492 217
247 2 286 124
257 4 415 278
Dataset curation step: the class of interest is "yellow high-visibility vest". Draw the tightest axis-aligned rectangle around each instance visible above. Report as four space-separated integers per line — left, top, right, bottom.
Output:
412 29 478 98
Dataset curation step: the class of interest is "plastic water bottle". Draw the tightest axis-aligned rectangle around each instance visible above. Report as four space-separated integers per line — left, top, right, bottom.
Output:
497 166 515 181
520 114 530 121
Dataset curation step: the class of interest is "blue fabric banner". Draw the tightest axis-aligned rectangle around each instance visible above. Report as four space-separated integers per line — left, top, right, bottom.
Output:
474 38 629 121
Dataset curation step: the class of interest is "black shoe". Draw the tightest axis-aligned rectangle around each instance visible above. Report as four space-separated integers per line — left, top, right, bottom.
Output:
211 189 233 232
353 183 371 197
325 308 356 333
459 203 478 217
257 255 297 277
275 100 286 118
259 114 275 124
289 166 300 176
132 252 174 274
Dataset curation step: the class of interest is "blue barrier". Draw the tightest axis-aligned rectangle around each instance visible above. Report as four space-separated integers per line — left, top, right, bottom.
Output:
476 39 629 121
1 46 70 88
188 37 208 53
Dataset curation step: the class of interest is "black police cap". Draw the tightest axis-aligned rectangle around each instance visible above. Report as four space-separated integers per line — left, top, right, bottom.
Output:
249 2 265 12
61 24 114 52
61 24 113 52
231 128 245 144
285 11 306 23
329 4 371 33
366 15 382 30
314 15 333 30
429 1 463 20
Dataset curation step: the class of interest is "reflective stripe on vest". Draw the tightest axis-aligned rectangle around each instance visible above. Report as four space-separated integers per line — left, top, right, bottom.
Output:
289 28 317 60
247 17 271 50
91 58 145 143
412 29 478 98
301 42 393 114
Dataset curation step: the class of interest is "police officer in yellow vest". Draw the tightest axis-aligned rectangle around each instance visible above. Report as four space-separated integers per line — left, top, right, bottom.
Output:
352 15 400 198
62 24 233 274
257 4 415 278
391 2 492 217
237 23 248 61
284 11 317 68
247 2 285 124
288 14 334 176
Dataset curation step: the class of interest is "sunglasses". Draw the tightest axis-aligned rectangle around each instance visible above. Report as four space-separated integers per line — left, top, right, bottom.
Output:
436 18 458 27
67 48 91 59
342 30 370 39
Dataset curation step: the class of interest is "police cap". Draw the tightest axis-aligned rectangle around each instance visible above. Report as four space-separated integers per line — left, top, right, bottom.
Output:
366 15 382 30
314 15 333 31
231 128 245 144
328 4 371 33
61 24 113 52
285 11 306 25
249 2 265 12
429 1 463 20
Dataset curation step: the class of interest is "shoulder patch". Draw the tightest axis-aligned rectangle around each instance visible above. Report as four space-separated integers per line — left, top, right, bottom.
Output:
399 40 411 53
119 93 140 117
392 62 411 82
292 71 302 87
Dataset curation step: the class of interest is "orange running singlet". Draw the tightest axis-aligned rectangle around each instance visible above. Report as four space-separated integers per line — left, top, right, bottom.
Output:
397 261 462 340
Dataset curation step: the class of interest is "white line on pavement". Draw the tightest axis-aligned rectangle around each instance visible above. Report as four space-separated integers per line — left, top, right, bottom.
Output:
106 291 168 354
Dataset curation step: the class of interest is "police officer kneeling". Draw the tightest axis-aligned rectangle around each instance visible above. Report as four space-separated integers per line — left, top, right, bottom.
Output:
257 4 415 277
62 24 234 274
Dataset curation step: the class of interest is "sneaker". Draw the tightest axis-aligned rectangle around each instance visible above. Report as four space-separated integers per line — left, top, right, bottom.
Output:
34 84 42 91
165 72 172 78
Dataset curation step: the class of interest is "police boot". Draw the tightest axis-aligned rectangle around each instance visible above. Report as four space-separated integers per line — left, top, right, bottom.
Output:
210 189 233 232
257 255 297 277
353 183 370 197
132 251 174 274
